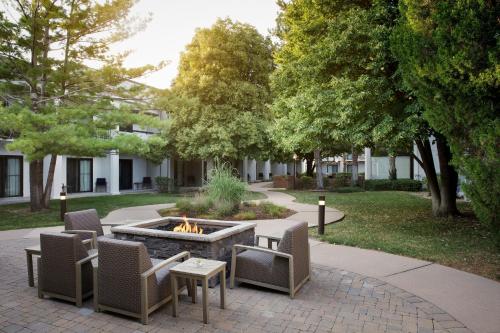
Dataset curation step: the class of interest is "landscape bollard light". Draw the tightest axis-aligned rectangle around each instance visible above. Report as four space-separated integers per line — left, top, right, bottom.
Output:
318 195 325 235
60 184 67 221
293 153 298 190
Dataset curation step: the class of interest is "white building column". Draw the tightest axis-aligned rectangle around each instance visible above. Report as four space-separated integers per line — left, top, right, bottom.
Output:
283 163 287 176
164 158 173 178
364 147 372 180
242 156 248 182
263 160 271 181
109 150 120 194
43 155 64 199
249 159 257 182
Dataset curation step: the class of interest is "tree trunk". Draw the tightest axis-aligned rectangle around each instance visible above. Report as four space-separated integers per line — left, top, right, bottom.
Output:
29 160 44 212
351 149 358 186
314 149 323 190
305 158 314 177
435 134 459 216
341 153 347 172
42 154 57 208
388 155 397 180
416 138 442 215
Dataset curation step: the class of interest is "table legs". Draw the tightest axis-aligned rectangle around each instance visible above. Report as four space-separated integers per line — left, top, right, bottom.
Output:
191 279 197 303
26 252 34 287
171 275 178 317
220 270 225 309
202 278 208 324
171 268 226 324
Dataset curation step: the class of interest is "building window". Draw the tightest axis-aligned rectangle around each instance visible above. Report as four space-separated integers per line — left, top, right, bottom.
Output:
120 124 133 132
67 158 93 193
0 156 23 197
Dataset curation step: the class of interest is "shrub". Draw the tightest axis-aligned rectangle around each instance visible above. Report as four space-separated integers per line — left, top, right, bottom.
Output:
336 172 352 179
155 176 173 193
191 194 212 214
330 187 365 193
260 201 287 217
176 198 194 214
330 177 346 188
205 162 246 212
233 211 257 220
214 200 236 217
334 173 352 187
176 194 213 215
299 175 315 189
323 177 331 188
364 179 423 191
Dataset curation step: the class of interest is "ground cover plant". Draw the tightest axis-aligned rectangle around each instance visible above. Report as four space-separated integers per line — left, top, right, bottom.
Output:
163 162 291 220
287 190 500 280
159 200 293 221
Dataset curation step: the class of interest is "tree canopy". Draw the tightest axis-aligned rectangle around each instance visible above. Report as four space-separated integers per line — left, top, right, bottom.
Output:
271 0 462 214
165 18 274 161
271 0 418 187
0 0 165 210
391 0 499 228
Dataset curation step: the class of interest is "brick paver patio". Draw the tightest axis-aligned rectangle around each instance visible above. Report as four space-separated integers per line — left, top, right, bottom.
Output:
0 238 470 333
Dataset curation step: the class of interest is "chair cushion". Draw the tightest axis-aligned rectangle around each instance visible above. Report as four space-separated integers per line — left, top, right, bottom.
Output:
236 250 289 288
149 259 185 307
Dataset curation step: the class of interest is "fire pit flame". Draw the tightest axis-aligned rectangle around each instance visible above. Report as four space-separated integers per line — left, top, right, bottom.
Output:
173 216 203 234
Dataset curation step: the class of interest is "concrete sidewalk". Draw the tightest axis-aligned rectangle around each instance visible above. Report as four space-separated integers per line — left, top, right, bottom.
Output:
250 182 500 333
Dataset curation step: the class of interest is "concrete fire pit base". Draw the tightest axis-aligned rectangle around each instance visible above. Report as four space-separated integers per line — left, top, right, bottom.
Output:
111 217 256 286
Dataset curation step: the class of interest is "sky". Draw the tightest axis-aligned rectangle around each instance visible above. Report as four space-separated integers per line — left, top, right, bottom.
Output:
114 0 280 89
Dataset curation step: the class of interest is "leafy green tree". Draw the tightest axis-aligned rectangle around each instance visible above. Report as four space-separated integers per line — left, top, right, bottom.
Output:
271 0 409 188
165 18 274 161
272 0 460 215
391 0 499 227
0 0 164 211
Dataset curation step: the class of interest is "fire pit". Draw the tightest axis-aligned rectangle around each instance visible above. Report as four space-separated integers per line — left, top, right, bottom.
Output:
110 217 256 286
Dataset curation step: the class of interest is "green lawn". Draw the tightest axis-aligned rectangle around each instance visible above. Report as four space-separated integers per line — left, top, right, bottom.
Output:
286 190 500 280
0 190 264 231
0 193 186 231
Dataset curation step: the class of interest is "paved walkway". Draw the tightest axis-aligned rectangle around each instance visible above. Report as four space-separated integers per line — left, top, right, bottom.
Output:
0 183 498 333
0 237 473 333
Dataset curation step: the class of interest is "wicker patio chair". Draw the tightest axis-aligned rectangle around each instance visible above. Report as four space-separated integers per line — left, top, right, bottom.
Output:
95 238 190 324
64 209 104 249
230 222 310 298
37 233 97 307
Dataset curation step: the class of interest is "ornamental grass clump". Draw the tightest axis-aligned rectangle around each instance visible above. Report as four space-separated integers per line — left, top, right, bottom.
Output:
205 162 246 214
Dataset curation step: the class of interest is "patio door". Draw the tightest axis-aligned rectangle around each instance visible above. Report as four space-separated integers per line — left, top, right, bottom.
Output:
0 156 23 197
67 158 93 193
119 159 133 190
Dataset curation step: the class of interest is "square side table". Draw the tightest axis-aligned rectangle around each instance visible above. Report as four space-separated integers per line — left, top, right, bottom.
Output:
170 258 226 324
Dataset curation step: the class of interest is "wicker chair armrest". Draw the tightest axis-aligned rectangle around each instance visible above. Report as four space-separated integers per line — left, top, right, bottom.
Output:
255 235 281 248
62 230 97 249
141 251 190 279
233 244 292 260
255 234 281 241
75 252 99 266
